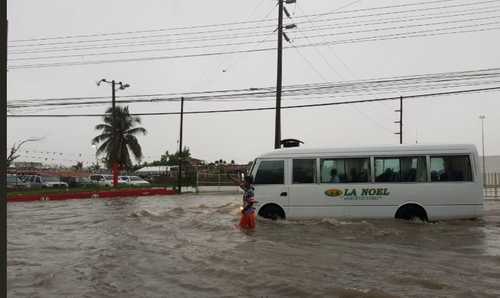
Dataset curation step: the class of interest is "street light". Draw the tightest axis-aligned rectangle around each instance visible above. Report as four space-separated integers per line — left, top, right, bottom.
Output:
479 115 486 186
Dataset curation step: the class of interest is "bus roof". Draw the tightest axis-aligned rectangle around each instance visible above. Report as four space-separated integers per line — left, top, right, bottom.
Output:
257 144 478 159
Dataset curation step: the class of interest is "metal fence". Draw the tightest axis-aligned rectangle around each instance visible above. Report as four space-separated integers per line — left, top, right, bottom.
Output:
484 172 500 198
193 172 242 193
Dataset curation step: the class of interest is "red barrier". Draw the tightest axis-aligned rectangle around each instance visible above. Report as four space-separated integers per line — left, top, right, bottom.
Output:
7 188 177 203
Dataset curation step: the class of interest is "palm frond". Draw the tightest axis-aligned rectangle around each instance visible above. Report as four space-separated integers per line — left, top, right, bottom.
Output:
125 127 147 136
96 139 111 156
125 135 143 161
91 133 112 145
95 124 112 131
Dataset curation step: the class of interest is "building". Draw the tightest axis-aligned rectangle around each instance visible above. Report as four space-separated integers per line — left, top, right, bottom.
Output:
13 161 44 169
135 165 178 177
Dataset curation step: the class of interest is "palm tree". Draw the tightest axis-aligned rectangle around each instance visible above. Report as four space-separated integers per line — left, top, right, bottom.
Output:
92 106 146 185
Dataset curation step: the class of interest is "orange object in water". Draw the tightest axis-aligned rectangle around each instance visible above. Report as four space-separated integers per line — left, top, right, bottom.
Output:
239 211 256 229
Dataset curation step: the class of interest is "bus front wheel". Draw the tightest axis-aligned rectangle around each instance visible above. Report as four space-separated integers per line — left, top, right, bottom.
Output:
258 204 286 220
395 204 428 222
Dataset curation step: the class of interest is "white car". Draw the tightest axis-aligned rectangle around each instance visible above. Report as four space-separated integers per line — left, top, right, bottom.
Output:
7 174 30 190
90 174 114 187
26 175 69 188
118 176 150 186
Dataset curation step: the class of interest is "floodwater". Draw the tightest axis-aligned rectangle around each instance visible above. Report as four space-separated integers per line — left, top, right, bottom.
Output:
7 194 500 298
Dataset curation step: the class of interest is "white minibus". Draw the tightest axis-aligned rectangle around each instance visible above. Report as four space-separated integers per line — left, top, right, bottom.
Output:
250 144 483 221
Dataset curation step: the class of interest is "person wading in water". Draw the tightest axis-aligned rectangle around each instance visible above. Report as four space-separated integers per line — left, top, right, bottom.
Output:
231 174 257 230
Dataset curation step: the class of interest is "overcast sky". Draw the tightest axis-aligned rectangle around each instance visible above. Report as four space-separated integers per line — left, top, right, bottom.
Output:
6 0 500 167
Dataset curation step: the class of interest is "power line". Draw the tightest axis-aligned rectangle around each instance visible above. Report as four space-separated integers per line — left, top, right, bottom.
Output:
8 0 467 44
296 0 498 20
7 86 500 118
10 14 500 61
8 24 276 49
7 67 500 107
296 9 500 34
8 36 277 61
298 3 500 29
8 19 500 70
10 3 500 55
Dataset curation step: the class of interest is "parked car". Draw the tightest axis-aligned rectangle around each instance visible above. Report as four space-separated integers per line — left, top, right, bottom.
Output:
6 174 30 190
90 174 114 187
118 176 150 186
62 176 95 188
25 175 69 188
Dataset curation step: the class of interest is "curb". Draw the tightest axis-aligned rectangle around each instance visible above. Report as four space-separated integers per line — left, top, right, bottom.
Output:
7 188 177 203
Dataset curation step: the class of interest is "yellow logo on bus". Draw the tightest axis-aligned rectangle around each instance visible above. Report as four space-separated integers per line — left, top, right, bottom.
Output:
325 188 343 197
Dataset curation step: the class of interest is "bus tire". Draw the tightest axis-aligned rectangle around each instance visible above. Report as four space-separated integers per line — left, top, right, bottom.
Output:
258 204 286 220
395 204 428 222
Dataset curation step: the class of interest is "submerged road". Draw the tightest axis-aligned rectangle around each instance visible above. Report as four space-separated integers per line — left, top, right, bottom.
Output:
7 195 500 297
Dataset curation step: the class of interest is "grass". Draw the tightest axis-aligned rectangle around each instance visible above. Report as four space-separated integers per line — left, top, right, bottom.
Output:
7 183 177 197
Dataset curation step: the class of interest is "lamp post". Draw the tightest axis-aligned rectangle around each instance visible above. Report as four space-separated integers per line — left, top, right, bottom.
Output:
479 115 486 186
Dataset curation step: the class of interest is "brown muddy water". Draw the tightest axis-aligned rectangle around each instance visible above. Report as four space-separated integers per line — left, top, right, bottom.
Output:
7 195 500 298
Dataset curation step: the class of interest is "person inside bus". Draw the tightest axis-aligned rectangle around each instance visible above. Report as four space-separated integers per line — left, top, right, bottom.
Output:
330 169 340 183
349 168 359 182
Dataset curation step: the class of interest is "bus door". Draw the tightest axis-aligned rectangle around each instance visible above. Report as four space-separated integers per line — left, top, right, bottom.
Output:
288 158 345 218
252 159 289 214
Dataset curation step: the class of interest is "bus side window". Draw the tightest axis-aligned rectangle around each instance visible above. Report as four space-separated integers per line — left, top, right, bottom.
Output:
254 160 285 185
375 156 426 182
320 158 370 183
293 159 317 184
430 156 472 182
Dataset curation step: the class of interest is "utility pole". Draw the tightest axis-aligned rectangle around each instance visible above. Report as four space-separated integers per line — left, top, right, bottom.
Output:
394 96 403 144
112 80 116 140
97 79 130 186
275 0 284 149
177 97 184 193
479 115 486 186
1 17 8 298
275 0 296 149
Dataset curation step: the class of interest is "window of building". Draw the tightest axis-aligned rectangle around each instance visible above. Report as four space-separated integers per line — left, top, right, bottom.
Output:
320 158 370 183
375 156 427 182
430 155 472 182
254 160 285 185
293 159 317 184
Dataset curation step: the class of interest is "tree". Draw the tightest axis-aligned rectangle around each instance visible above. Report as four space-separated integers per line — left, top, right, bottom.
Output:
88 162 101 172
91 106 147 185
160 151 170 164
72 161 84 171
167 147 191 166
6 137 44 167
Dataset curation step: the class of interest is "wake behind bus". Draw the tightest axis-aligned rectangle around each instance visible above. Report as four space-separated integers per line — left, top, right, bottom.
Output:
250 144 483 221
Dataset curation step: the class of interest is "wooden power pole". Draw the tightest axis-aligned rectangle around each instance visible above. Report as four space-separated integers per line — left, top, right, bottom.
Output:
275 0 284 149
177 97 184 193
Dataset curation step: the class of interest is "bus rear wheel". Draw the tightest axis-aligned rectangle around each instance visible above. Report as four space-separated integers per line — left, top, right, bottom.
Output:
258 204 286 220
395 204 428 222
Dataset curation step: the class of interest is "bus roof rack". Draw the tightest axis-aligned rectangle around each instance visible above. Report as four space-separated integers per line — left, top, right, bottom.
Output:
280 139 304 148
